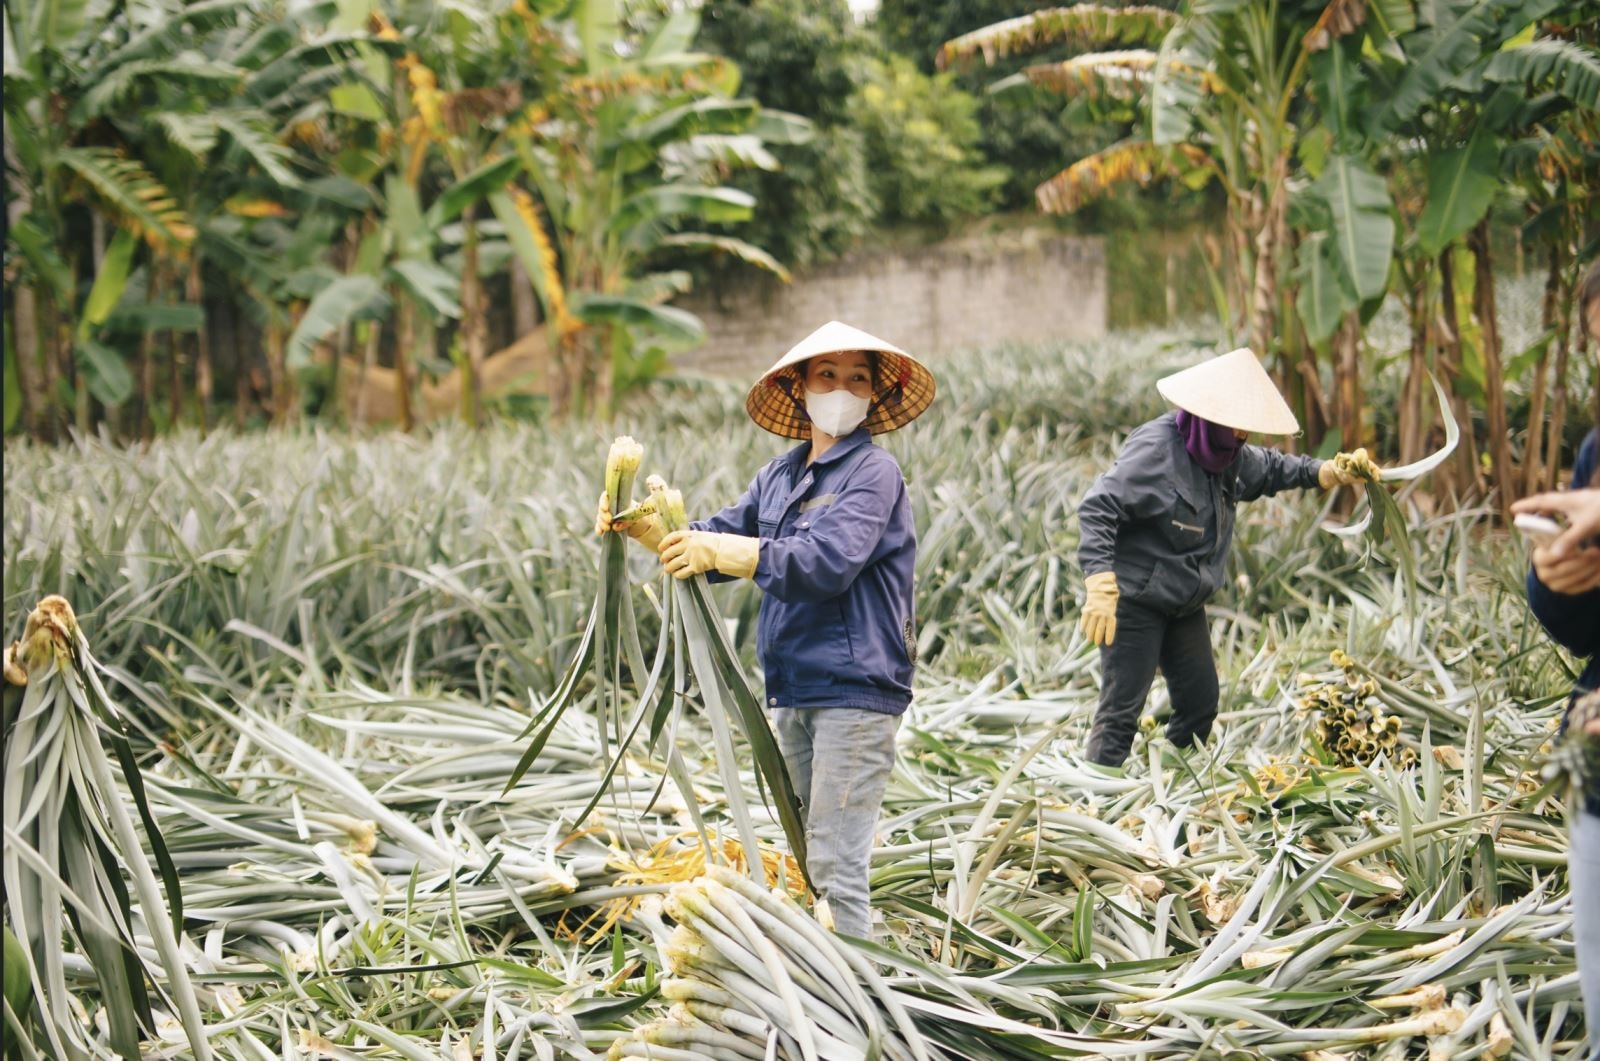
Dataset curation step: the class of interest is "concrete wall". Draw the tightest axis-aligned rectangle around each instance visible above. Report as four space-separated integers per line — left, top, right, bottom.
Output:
676 228 1106 376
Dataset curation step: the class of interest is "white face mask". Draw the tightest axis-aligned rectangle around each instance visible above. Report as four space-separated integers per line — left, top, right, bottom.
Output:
803 387 871 438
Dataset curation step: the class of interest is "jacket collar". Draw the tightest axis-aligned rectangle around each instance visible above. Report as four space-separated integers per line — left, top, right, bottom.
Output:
782 426 873 471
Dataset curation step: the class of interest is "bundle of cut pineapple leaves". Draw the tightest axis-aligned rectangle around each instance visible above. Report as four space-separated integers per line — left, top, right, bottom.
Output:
506 438 808 887
2 597 210 1061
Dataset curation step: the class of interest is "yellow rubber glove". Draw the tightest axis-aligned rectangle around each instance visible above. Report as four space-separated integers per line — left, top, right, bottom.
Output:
596 492 666 552
1079 571 1120 647
659 530 759 580
1319 448 1380 489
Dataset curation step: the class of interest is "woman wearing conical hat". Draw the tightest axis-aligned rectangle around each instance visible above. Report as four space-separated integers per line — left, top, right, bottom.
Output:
604 321 935 939
1076 348 1379 768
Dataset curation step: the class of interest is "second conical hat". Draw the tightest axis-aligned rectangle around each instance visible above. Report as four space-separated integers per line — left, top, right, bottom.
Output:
1155 348 1299 435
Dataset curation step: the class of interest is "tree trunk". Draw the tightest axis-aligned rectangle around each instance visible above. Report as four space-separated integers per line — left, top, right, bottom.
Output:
1335 311 1363 456
151 262 183 431
460 206 487 428
1544 251 1576 491
594 326 615 422
39 288 65 443
78 215 108 436
355 319 380 426
1523 244 1562 494
1295 324 1329 453
5 167 46 439
136 269 162 441
394 295 416 432
187 259 213 434
10 281 42 439
511 254 539 338
328 222 363 428
167 328 184 430
137 319 158 442
550 331 576 418
1398 262 1431 465
1225 196 1253 344
1249 159 1288 366
265 312 288 425
1469 222 1512 519
230 299 252 430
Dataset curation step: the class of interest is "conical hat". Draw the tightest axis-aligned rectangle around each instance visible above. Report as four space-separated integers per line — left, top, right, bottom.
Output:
1155 347 1299 435
746 321 937 439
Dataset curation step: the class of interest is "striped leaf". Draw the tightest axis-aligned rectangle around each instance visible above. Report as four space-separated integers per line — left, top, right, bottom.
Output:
1034 139 1212 214
938 5 1178 71
1023 50 1157 101
55 148 195 250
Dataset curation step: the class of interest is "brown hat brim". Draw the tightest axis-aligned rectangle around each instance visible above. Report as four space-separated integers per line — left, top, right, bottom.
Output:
746 348 937 439
744 321 935 439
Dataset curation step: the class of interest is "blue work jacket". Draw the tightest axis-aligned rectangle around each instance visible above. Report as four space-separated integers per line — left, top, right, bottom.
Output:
1078 412 1323 616
1525 428 1599 815
694 427 916 715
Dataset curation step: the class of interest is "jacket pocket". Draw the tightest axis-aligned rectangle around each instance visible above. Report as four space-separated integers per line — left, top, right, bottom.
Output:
770 599 853 685
1133 558 1199 614
836 595 856 665
1163 498 1207 550
757 494 786 537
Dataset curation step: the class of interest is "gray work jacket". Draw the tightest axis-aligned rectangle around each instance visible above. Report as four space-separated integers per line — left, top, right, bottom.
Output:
1077 412 1322 616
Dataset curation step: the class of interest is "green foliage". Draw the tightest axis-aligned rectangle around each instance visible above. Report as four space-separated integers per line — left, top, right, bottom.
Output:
852 55 1006 226
2 336 20 434
695 0 881 268
496 1 801 414
690 0 1011 269
875 0 1150 209
1317 155 1395 303
1482 38 1600 109
1415 130 1500 258
287 276 390 371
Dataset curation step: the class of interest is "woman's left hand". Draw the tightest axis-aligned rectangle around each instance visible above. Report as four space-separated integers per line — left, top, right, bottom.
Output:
659 530 759 580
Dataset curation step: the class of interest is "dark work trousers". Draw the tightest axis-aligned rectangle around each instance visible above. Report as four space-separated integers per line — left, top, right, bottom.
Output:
1085 598 1220 767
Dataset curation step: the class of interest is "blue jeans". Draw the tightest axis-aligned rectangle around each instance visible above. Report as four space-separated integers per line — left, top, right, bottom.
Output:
1575 808 1600 1059
774 707 900 940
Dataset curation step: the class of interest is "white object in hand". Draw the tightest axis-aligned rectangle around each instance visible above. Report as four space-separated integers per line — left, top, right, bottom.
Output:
1513 512 1563 548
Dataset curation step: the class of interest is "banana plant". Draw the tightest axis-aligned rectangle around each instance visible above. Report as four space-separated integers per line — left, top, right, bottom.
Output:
945 0 1599 482
127 0 399 431
497 0 809 419
939 1 1353 427
376 0 550 426
278 158 548 426
255 0 537 429
3 0 396 437
1298 0 1600 503
3 0 199 438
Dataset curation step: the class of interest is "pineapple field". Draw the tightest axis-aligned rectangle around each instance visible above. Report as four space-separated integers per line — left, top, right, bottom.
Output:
4 304 1596 1060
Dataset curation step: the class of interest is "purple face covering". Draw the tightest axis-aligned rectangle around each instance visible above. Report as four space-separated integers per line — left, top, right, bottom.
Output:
1174 410 1243 474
